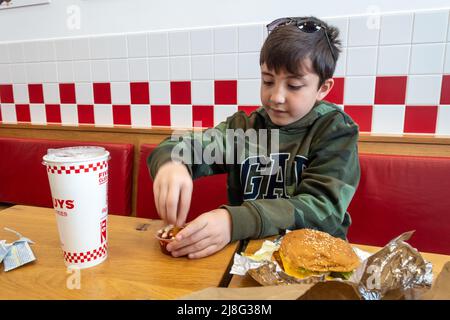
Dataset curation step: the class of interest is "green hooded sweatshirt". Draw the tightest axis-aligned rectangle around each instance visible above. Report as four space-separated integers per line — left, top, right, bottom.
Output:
147 101 360 242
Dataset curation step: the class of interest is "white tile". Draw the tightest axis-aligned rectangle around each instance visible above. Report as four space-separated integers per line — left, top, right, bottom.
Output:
149 81 170 104
128 58 149 81
73 60 92 82
214 27 238 53
190 29 213 55
191 55 214 80
43 83 60 104
406 75 442 105
89 36 109 59
436 105 450 135
108 35 128 59
127 33 148 58
109 59 129 81
445 43 450 74
41 62 58 83
71 37 90 60
39 41 56 62
238 52 260 79
214 54 238 79
334 48 346 77
23 41 40 62
94 104 113 127
379 13 413 45
344 76 376 104
409 43 445 74
148 57 169 81
191 80 214 105
238 24 263 53
54 39 73 61
8 43 25 63
348 16 380 46
25 63 42 83
60 104 78 126
170 105 192 128
30 104 46 125
372 105 405 134
413 10 449 43
0 65 11 83
57 61 74 83
90 60 110 82
148 32 169 57
0 44 10 63
346 47 377 76
325 17 349 47
238 79 260 105
214 105 238 126
10 64 27 84
169 31 190 56
377 45 410 75
75 83 94 104
110 82 131 104
0 104 17 124
13 84 29 103
131 105 151 128
169 56 190 80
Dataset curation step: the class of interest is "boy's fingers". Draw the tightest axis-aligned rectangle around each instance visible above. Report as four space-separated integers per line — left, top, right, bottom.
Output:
158 184 168 222
176 183 192 227
187 244 219 259
175 218 207 242
153 181 160 217
171 237 212 258
165 184 180 225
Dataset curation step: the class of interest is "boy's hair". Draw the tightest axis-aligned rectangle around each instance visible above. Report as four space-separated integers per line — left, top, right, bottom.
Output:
260 16 342 88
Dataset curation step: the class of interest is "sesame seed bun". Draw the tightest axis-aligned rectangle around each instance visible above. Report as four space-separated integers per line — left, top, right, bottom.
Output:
279 229 360 274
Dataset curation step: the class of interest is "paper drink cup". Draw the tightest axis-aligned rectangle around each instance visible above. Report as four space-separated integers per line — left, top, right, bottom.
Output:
42 146 110 269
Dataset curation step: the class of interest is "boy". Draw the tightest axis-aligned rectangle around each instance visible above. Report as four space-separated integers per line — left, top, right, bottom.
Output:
148 16 360 259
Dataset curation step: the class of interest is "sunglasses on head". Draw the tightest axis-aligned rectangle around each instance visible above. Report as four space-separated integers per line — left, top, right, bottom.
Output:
266 17 337 62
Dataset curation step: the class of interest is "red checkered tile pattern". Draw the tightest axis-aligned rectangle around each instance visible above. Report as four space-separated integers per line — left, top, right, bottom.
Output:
46 161 108 174
64 243 108 264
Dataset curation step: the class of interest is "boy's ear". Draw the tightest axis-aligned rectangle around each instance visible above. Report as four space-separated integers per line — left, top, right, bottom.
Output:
316 78 334 101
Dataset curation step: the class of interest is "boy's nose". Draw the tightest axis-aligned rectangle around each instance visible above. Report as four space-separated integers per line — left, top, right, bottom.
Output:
269 87 286 105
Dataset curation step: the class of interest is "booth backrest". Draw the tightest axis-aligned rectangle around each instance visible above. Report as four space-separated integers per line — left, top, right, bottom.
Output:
0 137 133 215
136 144 228 220
348 153 450 255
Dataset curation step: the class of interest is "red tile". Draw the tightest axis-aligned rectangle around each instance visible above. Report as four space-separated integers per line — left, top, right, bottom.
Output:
170 82 191 104
0 85 14 103
15 104 31 123
112 105 131 125
77 104 95 124
28 84 44 103
238 105 260 116
215 80 237 105
404 105 438 134
151 105 171 126
344 105 373 132
440 75 450 104
374 76 407 105
0 106 2 122
192 105 214 128
59 83 76 104
45 104 62 124
93 83 111 104
325 77 344 104
130 82 150 104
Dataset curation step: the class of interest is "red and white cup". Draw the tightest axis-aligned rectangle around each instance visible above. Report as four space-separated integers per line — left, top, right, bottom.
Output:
42 146 110 269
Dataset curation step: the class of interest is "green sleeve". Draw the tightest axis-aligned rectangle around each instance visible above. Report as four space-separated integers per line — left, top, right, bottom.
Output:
223 115 361 241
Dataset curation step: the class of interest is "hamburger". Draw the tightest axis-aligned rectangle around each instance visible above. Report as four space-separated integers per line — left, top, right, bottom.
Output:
277 229 360 280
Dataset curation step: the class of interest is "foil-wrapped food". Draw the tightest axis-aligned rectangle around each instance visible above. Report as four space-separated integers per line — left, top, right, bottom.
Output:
231 229 433 300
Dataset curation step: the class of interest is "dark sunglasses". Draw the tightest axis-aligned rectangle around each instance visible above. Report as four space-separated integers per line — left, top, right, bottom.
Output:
267 17 337 62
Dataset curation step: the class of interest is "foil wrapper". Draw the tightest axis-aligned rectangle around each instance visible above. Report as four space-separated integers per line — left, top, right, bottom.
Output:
231 230 433 300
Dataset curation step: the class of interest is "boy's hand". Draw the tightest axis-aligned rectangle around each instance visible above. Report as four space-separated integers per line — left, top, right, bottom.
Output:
165 209 232 259
153 161 193 226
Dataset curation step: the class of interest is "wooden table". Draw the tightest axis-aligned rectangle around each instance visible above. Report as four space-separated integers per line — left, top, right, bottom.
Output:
229 237 450 288
0 205 240 299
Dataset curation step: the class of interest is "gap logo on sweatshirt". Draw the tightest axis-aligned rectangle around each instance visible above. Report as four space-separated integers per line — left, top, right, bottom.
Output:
240 153 308 200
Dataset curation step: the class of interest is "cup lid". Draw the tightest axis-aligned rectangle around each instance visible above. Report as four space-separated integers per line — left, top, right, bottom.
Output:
43 146 109 164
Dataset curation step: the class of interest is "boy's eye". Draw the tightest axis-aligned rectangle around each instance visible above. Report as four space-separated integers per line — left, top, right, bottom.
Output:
288 85 304 90
263 80 273 86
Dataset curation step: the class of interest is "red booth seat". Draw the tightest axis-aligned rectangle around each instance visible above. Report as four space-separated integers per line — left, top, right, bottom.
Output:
0 137 133 215
136 144 228 220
